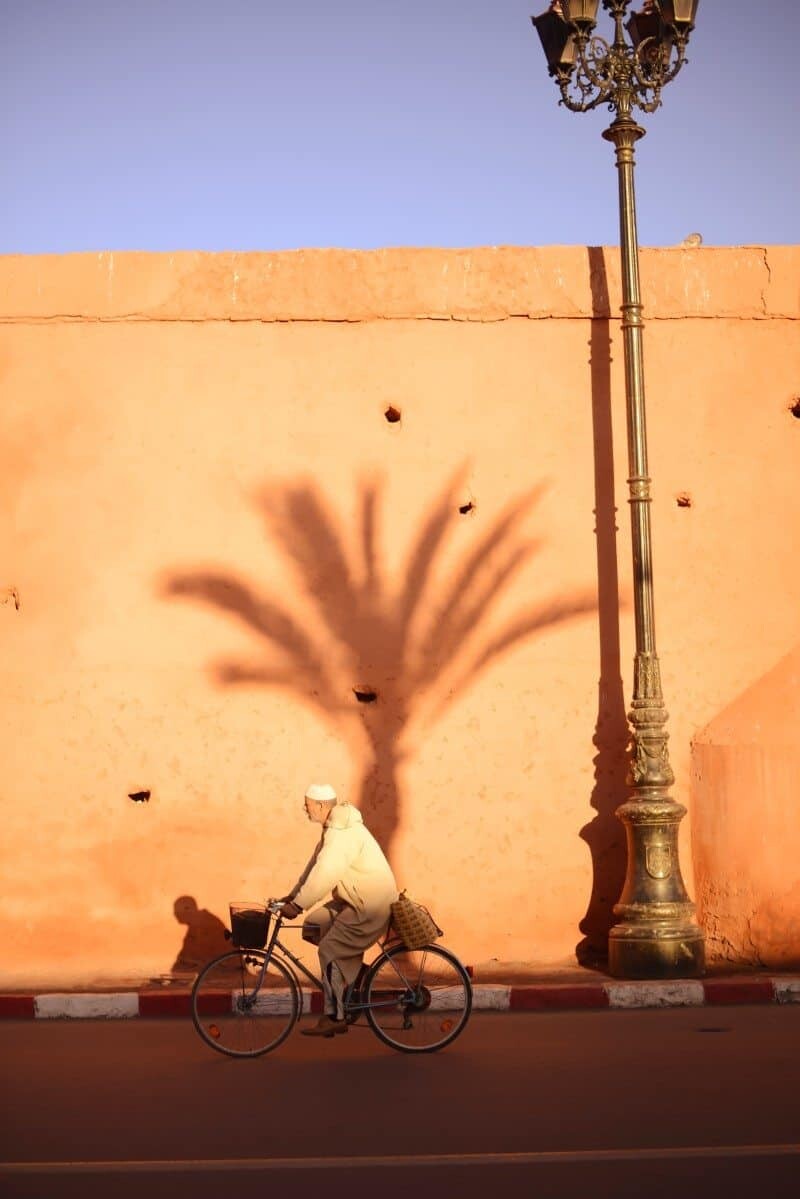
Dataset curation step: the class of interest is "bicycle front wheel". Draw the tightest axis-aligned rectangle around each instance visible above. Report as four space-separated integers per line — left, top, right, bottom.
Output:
364 943 472 1053
191 950 299 1058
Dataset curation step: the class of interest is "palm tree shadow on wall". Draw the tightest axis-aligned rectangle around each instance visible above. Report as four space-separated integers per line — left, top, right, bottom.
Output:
575 246 632 967
162 469 596 858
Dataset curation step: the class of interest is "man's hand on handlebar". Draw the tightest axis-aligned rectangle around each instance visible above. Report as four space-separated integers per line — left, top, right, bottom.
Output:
278 899 302 920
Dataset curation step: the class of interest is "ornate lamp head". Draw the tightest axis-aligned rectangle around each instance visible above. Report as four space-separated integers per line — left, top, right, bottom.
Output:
626 4 670 48
655 0 699 35
561 0 600 31
533 0 699 114
531 8 576 76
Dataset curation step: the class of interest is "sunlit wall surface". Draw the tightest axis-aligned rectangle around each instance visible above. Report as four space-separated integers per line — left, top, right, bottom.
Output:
0 245 798 986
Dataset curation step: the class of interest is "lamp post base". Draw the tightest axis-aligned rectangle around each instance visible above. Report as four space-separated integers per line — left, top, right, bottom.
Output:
607 796 706 979
608 921 706 979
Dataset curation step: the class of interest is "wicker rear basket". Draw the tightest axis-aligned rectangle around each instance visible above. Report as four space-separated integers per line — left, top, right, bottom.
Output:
390 891 443 950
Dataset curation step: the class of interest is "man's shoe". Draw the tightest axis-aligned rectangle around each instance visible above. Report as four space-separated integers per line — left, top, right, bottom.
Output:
301 1015 348 1038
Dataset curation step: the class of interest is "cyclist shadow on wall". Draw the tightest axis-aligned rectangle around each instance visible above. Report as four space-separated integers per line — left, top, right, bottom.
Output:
162 468 597 858
171 895 230 973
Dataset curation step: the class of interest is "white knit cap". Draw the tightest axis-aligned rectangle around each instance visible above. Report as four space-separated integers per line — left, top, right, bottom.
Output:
304 783 337 802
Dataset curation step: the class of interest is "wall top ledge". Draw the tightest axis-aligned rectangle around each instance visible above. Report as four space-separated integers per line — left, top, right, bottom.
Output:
0 245 797 323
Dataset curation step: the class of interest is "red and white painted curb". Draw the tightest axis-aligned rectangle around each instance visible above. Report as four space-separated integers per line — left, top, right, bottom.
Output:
1 976 798 1019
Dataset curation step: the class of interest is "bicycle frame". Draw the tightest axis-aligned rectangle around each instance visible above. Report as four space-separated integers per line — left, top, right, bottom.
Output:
235 915 322 1004
237 913 423 1015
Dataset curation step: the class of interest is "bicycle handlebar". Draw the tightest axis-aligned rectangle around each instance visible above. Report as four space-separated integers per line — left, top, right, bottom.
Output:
266 898 302 921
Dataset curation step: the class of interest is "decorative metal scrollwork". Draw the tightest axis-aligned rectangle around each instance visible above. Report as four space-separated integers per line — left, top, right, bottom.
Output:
542 1 693 118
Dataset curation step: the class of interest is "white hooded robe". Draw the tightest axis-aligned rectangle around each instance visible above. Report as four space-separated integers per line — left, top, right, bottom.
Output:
290 803 397 992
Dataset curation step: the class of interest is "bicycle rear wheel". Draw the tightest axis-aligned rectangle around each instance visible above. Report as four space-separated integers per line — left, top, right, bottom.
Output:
191 950 299 1058
364 943 472 1053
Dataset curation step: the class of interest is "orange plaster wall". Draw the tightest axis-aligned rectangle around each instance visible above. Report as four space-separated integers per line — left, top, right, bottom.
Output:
0 247 798 986
692 647 800 968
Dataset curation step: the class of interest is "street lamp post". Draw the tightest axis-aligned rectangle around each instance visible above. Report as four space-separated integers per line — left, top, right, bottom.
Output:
531 0 705 978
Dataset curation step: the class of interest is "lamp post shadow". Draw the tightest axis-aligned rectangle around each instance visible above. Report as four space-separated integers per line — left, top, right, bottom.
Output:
576 246 630 969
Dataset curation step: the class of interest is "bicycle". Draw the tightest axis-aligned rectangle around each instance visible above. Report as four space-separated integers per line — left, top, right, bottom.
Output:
191 899 472 1058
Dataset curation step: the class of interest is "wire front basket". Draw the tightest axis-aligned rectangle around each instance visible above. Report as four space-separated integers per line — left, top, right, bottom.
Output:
229 901 270 949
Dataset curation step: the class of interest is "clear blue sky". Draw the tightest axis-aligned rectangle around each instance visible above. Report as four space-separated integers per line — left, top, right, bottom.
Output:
2 0 798 252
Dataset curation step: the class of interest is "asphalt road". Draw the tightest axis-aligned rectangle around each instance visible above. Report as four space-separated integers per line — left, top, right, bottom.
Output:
2 1007 799 1198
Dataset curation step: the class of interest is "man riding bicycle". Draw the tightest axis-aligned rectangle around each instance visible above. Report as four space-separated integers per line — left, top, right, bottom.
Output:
280 783 397 1039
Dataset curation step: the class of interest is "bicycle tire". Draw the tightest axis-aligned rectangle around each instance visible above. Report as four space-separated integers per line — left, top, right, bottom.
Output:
191 949 300 1058
364 942 472 1053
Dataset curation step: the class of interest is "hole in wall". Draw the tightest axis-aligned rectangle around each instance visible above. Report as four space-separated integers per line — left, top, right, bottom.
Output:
790 398 800 419
384 406 402 424
675 493 692 508
353 686 378 704
128 790 151 803
458 501 476 515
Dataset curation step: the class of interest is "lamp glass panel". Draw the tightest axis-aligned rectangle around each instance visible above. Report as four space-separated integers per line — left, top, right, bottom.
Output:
532 11 576 73
657 0 699 26
626 10 662 47
562 0 600 25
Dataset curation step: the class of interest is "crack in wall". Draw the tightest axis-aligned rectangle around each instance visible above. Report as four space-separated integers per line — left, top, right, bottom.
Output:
0 312 797 327
745 915 767 969
760 246 772 317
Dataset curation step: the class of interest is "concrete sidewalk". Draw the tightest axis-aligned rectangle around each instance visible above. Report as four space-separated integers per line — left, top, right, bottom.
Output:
2 962 799 1018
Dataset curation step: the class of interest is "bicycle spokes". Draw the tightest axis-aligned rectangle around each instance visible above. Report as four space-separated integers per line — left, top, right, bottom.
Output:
191 950 300 1058
365 945 472 1053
